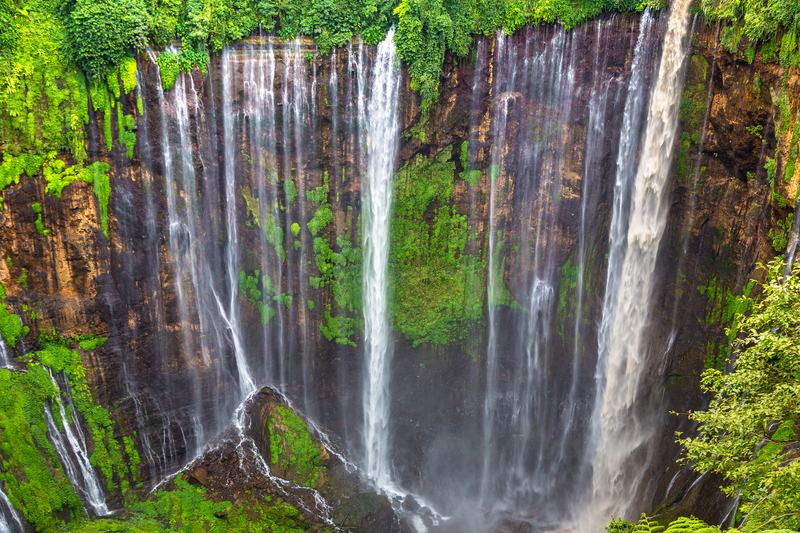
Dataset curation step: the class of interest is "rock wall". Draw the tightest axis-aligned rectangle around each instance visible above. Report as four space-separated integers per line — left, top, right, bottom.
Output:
0 10 798 530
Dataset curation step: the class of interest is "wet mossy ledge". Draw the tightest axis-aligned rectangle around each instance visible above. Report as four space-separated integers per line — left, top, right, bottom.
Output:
0 330 347 532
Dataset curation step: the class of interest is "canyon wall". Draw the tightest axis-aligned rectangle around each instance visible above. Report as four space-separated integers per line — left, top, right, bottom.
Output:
1 9 798 531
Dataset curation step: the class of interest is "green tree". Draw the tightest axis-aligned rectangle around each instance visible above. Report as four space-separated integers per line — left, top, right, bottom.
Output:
66 0 150 79
678 261 800 531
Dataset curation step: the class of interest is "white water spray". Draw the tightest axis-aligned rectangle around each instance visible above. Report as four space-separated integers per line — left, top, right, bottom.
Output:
361 29 401 488
45 372 110 516
0 484 23 533
586 0 691 527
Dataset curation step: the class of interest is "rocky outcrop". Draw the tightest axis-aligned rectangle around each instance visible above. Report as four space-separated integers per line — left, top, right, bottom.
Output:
181 387 398 533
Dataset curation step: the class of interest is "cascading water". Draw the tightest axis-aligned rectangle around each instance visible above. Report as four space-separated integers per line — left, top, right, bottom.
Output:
585 0 692 527
0 338 12 369
0 484 23 533
44 371 110 516
361 29 401 488
74 14 702 530
221 46 256 397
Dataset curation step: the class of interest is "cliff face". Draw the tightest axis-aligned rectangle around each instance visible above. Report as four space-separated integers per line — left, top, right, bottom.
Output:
0 10 798 531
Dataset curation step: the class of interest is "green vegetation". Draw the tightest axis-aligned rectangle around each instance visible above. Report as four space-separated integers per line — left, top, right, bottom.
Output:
769 213 794 252
70 474 309 532
312 234 362 347
459 141 482 185
307 204 333 235
697 275 755 363
284 180 298 205
0 337 136 531
31 202 50 236
62 0 149 80
0 303 22 347
676 55 709 183
388 145 485 346
0 1 89 161
155 48 209 91
394 0 661 120
557 256 578 339
242 185 286 262
700 0 800 69
678 261 800 532
268 404 326 489
0 363 84 531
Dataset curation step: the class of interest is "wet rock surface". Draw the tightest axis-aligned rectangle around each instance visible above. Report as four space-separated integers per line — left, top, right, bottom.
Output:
180 387 399 533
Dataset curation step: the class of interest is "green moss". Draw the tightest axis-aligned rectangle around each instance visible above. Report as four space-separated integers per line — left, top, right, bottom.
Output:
31 202 50 236
0 3 89 160
123 436 140 483
306 172 329 205
76 335 107 351
557 256 579 339
0 153 45 193
242 185 285 262
784 111 800 182
107 69 121 100
88 162 112 238
120 56 138 95
268 404 326 488
71 473 308 532
118 107 136 159
769 213 794 251
460 169 481 186
0 364 83 531
310 232 363 346
676 55 710 183
697 276 756 358
155 52 180 92
0 304 22 347
16 269 27 290
283 180 298 205
389 145 486 346
307 204 333 235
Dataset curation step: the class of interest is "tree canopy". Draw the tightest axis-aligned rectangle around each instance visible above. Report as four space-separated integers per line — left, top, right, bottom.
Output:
678 261 800 532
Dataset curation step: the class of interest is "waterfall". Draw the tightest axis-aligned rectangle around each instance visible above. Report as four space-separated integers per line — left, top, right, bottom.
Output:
361 29 401 488
44 371 110 517
784 199 800 274
559 17 613 464
481 29 511 503
0 338 12 369
586 0 691 526
221 47 256 397
0 484 23 533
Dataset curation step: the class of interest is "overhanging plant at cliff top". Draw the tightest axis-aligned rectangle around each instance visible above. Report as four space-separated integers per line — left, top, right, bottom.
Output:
677 260 800 532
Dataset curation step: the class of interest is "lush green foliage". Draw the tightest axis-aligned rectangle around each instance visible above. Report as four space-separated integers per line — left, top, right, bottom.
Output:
0 302 22 347
71 474 309 532
0 1 89 160
0 337 135 530
61 0 149 80
388 145 485 346
607 515 798 533
699 0 800 68
155 48 209 91
678 261 800 532
0 363 84 531
268 404 326 488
